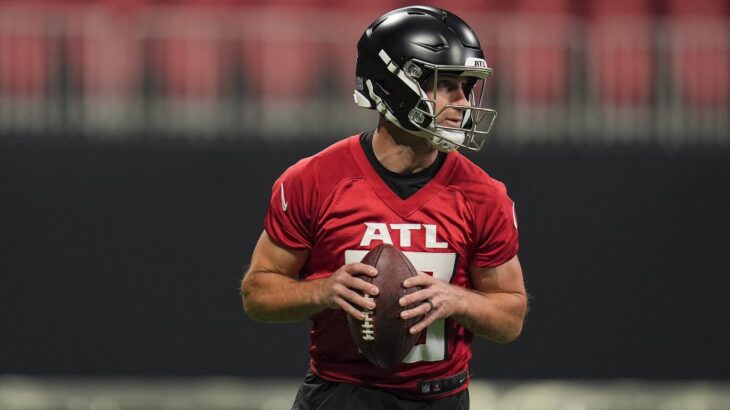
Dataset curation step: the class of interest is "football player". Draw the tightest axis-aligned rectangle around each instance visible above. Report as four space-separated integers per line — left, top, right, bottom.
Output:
242 6 528 409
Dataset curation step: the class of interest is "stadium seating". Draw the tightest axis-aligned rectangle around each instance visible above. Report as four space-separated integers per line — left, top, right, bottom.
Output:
0 0 726 142
0 5 49 97
587 0 653 106
64 8 139 99
668 0 728 109
152 10 224 99
239 8 325 101
501 0 572 104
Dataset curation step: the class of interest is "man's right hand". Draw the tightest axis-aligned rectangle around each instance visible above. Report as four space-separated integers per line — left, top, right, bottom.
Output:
243 231 381 322
318 263 379 320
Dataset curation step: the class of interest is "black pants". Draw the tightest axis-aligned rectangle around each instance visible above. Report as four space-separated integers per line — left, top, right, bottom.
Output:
291 370 470 410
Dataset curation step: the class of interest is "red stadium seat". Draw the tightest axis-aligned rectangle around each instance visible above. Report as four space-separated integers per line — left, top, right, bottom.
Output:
239 9 325 101
668 0 727 16
240 38 325 101
327 25 366 98
587 0 653 106
499 0 572 104
64 10 139 99
151 10 225 99
0 7 49 97
668 0 728 108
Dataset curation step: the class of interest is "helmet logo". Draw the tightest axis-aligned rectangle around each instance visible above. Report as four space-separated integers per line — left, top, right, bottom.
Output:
465 57 488 68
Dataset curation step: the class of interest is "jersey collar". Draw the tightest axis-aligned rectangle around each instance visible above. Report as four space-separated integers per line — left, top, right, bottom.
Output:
348 134 459 218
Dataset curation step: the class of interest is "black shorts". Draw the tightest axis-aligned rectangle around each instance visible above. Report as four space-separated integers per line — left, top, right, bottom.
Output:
291 370 470 410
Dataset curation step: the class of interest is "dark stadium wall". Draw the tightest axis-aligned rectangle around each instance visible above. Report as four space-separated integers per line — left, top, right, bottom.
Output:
1 139 729 379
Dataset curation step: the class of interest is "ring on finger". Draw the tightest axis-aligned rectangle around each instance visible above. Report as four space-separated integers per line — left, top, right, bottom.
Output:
423 299 435 312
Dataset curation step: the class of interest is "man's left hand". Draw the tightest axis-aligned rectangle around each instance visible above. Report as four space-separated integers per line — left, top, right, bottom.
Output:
399 272 466 335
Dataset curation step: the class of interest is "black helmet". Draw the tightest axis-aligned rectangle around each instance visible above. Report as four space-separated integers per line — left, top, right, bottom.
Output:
354 6 497 152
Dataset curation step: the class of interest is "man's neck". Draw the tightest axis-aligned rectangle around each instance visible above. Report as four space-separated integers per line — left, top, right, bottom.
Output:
372 120 439 174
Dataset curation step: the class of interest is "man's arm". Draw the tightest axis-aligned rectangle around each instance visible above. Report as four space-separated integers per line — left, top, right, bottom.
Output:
399 255 527 343
454 255 527 342
241 230 380 322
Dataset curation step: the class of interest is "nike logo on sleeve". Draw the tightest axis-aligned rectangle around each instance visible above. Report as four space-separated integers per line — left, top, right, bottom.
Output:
280 183 288 212
512 201 518 229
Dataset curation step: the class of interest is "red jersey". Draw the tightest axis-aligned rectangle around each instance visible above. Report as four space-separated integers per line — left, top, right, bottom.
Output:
264 135 518 399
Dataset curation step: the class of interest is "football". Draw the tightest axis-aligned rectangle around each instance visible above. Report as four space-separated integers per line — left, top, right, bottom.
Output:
347 243 424 369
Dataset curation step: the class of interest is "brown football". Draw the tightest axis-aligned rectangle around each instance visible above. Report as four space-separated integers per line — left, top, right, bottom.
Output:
347 243 424 369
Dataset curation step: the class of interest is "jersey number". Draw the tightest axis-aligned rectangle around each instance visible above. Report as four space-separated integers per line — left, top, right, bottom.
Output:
344 250 457 363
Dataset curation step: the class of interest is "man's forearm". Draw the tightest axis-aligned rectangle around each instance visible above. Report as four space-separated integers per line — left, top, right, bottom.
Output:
452 288 527 343
242 270 326 322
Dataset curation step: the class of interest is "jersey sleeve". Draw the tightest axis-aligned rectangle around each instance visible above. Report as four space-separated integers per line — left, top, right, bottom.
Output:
263 161 316 250
472 180 519 267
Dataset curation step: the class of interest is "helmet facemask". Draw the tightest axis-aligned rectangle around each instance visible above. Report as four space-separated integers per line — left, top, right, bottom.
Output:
403 59 497 152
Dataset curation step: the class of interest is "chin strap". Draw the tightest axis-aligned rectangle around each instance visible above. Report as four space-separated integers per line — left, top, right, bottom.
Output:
428 129 463 152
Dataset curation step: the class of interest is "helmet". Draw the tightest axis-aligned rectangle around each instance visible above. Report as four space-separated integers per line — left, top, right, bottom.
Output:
354 6 497 152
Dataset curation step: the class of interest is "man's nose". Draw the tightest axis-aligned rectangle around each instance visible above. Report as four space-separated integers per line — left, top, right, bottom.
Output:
451 87 469 105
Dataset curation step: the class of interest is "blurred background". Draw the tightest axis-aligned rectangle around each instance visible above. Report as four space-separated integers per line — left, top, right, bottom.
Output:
1 0 729 409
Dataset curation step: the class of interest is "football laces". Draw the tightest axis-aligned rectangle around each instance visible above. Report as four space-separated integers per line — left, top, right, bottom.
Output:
361 294 375 341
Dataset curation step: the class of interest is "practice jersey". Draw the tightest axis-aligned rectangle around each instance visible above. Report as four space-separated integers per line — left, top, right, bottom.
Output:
264 135 519 399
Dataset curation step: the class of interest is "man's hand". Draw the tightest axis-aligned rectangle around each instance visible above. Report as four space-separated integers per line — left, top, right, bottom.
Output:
242 232 380 322
398 256 527 343
398 272 466 335
318 263 380 320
